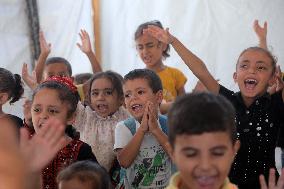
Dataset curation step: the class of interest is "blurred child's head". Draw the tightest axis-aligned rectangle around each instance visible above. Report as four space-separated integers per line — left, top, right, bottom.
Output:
123 69 163 122
134 20 170 68
31 76 79 133
88 71 124 118
44 57 73 80
168 92 239 189
233 47 277 100
74 73 93 85
0 68 24 105
57 160 111 189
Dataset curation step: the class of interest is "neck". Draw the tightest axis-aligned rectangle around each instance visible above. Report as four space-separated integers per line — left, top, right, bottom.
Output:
146 60 165 72
0 106 4 116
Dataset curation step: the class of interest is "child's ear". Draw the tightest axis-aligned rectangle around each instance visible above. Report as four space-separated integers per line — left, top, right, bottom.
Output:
156 90 163 104
0 93 9 105
233 72 237 83
168 144 175 162
232 140 240 159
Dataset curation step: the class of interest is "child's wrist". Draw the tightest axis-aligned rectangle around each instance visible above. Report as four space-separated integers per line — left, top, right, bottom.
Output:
169 35 176 45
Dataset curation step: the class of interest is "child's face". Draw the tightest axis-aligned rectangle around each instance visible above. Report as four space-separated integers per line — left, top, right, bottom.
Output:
90 77 122 118
123 78 162 121
234 50 274 100
170 132 239 189
135 34 165 69
31 88 74 133
58 178 93 189
44 63 71 80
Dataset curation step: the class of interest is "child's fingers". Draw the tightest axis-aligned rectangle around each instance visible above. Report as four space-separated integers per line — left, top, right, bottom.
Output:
76 43 82 50
19 128 30 149
48 120 66 147
259 174 268 189
276 169 284 188
264 21 267 30
268 168 276 188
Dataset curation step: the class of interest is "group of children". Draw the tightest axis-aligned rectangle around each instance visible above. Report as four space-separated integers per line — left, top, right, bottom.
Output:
0 19 283 189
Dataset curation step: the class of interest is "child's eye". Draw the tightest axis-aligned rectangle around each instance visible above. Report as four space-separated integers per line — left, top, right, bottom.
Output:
184 151 197 158
257 66 267 70
49 109 59 114
124 94 130 98
105 90 113 96
240 64 247 69
91 91 99 96
138 90 145 95
33 108 40 113
211 149 225 156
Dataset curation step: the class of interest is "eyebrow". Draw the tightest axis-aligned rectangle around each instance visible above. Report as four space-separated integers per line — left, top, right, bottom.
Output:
181 145 228 152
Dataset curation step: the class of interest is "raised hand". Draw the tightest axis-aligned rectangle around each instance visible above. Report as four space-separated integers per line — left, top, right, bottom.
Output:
21 63 38 90
259 168 284 189
143 25 175 44
275 65 284 92
20 118 70 173
253 20 267 40
39 31 51 56
77 29 92 54
253 20 268 49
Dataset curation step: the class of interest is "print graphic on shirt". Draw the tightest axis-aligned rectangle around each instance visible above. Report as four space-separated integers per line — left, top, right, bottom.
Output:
132 149 166 187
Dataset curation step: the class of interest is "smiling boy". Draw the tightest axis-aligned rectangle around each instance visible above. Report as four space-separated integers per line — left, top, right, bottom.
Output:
167 93 239 189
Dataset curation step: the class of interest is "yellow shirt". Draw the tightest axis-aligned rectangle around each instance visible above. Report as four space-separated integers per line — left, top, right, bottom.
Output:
166 172 238 189
157 66 187 102
76 84 85 101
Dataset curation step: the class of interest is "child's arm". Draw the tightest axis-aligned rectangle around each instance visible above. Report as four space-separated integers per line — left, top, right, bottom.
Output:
115 107 149 168
253 20 268 49
144 26 219 94
34 31 51 83
259 168 284 189
148 102 171 155
77 29 102 73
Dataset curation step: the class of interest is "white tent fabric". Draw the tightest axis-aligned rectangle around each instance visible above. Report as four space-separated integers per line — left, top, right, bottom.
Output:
1 0 94 117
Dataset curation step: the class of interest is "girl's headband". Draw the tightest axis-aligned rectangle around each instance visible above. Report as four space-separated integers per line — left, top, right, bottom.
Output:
44 76 77 94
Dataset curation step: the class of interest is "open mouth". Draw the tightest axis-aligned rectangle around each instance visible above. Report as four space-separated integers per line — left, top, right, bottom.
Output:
244 78 258 90
143 56 152 63
131 104 143 113
96 104 108 111
196 175 216 188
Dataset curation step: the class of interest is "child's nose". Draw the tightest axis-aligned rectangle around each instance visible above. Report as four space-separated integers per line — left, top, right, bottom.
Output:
198 156 211 171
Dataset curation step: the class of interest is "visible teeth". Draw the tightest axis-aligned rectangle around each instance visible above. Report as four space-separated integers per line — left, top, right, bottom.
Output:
132 104 142 111
245 79 257 84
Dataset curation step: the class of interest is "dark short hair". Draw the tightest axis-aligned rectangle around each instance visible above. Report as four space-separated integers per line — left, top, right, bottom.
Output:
237 46 277 74
123 69 163 93
134 20 170 59
168 92 237 147
74 73 93 85
0 67 24 104
46 57 73 76
32 80 79 119
57 160 111 189
89 71 124 100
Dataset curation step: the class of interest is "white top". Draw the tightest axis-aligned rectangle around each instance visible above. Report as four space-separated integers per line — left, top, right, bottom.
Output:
114 118 171 189
74 102 130 171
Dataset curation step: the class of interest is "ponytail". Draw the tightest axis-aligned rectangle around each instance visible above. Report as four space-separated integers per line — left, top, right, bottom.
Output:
9 74 24 104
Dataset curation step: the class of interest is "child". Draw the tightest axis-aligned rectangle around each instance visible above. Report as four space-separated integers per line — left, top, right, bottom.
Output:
167 92 239 189
134 20 187 113
57 160 112 189
73 71 129 172
143 25 284 188
31 76 97 189
114 69 171 188
0 67 24 116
